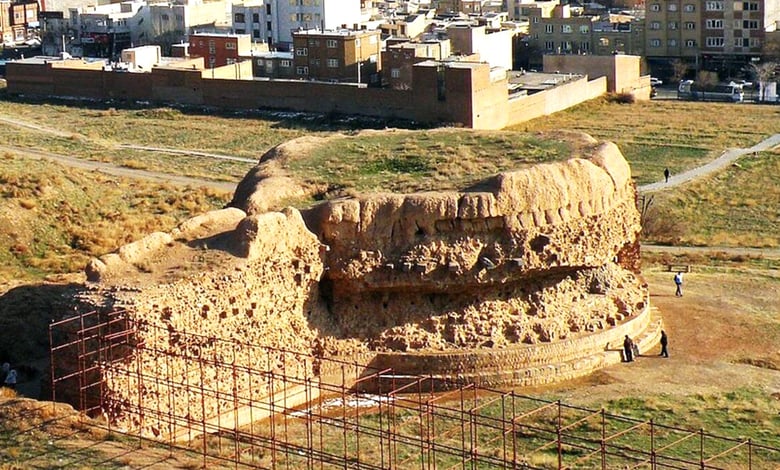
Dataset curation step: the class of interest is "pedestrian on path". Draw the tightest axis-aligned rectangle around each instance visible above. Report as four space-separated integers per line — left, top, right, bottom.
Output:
659 330 669 357
623 335 634 362
674 272 683 297
664 168 670 183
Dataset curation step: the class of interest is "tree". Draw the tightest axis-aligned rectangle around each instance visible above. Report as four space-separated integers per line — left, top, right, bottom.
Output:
749 61 779 102
670 59 689 83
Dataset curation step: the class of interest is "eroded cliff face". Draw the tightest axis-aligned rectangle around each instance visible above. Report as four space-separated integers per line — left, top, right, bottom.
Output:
78 133 646 433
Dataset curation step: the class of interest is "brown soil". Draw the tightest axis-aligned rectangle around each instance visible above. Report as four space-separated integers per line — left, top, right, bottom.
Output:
532 268 780 405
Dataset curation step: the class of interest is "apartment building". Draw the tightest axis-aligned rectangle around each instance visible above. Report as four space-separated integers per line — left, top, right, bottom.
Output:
645 0 780 75
0 0 38 44
528 4 597 55
189 32 252 67
292 28 381 83
64 0 230 58
232 1 272 44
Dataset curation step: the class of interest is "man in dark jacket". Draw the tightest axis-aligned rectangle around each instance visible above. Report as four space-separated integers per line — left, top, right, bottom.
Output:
623 335 634 362
660 330 669 358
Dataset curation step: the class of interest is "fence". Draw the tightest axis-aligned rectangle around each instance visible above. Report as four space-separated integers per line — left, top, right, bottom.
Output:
47 310 780 469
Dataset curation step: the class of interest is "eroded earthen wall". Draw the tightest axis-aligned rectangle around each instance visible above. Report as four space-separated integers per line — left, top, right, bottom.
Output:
77 136 648 438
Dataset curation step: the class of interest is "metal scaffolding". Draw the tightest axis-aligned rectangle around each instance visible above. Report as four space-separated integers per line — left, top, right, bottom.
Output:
48 310 780 469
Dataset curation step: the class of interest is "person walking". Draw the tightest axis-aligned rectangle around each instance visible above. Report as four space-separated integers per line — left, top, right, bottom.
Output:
659 330 669 358
623 335 634 362
664 168 670 183
674 271 684 297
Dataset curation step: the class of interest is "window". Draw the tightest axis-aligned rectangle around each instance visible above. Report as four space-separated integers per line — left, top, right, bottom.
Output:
742 20 759 29
253 29 260 38
311 58 320 66
545 24 554 33
706 19 723 29
176 14 183 21
256 59 263 66
579 25 589 34
226 58 235 65
544 40 555 50
650 38 661 47
561 24 572 33
580 41 590 52
308 39 319 46
668 39 677 46
295 47 308 56
735 37 748 47
267 21 272 31
599 37 609 46
532 16 539 23
226 42 236 50
208 41 216 54
280 59 291 67
668 22 677 30
706 36 725 47
234 13 245 23
685 39 696 47
266 4 271 14
327 58 338 68
650 21 661 30
705 1 723 10
683 3 695 11
161 14 169 21
326 39 337 48
252 13 259 22
236 28 246 34
650 3 660 11
667 3 677 11
684 22 695 29
743 2 759 10
390 68 400 78
296 66 308 75
561 41 572 51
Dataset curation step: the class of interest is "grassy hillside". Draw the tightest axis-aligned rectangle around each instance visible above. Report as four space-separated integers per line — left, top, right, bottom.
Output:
0 151 231 283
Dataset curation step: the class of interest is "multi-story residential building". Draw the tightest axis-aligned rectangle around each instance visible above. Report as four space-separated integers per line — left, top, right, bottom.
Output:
231 0 365 51
275 0 362 50
1 0 39 45
527 4 597 55
232 1 272 44
63 0 230 58
379 9 435 39
189 32 252 67
591 16 644 56
446 22 514 69
249 50 295 78
292 28 381 83
382 38 450 88
645 0 780 76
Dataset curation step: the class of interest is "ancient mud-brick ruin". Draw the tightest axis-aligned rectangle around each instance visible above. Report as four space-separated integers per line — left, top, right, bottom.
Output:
76 133 658 437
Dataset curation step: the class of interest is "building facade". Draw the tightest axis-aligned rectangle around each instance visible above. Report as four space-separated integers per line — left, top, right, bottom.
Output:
292 28 381 83
189 32 252 68
645 0 780 77
1 0 39 45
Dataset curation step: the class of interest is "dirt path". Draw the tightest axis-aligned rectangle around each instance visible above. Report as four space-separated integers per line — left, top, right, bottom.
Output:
0 145 237 193
638 133 780 193
532 269 780 407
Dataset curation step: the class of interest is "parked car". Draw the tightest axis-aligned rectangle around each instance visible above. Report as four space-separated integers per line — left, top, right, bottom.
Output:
650 77 663 86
